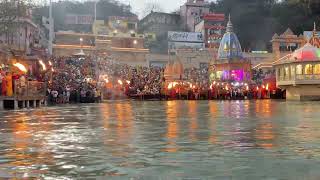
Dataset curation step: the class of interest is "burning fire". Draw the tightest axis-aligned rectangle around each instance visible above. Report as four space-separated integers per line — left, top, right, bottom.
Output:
39 60 47 71
126 80 131 84
49 61 52 66
13 63 27 72
118 80 123 85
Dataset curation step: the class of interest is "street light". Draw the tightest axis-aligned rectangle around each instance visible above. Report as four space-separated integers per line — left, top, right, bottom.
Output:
133 40 138 45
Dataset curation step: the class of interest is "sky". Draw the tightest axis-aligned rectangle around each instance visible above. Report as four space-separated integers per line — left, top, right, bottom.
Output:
118 0 197 17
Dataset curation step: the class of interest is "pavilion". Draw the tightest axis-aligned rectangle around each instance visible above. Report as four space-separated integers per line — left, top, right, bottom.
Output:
273 42 320 100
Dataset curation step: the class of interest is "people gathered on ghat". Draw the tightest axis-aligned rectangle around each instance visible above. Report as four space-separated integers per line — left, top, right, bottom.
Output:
44 55 222 103
1 55 277 103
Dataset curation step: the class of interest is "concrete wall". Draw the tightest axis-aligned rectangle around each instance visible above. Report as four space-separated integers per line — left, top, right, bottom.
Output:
111 51 148 67
285 85 320 101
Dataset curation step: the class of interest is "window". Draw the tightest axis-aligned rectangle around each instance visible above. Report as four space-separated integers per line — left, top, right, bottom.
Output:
296 64 303 75
314 64 320 74
128 23 136 30
279 67 284 81
284 67 289 79
304 64 313 75
290 65 295 78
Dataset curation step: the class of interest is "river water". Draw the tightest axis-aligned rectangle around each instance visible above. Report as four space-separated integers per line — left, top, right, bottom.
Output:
0 100 320 179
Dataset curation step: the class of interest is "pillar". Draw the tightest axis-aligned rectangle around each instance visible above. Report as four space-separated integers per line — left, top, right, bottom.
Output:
14 100 19 110
26 100 30 108
22 100 26 108
0 100 3 110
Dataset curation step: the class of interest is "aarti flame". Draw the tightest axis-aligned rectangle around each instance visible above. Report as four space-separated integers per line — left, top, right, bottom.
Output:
39 60 47 71
13 63 27 72
118 80 123 85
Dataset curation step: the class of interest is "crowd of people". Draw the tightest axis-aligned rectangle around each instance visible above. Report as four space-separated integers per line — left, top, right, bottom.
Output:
47 56 102 104
2 55 277 103
46 55 213 102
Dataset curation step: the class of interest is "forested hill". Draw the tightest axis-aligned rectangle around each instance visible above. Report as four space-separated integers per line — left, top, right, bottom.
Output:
33 0 136 33
210 0 320 51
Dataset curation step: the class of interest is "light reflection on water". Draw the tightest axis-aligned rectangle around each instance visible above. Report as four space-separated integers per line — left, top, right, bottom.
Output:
0 100 320 179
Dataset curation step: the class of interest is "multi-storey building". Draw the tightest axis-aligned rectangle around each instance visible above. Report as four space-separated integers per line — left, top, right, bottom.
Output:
180 0 210 32
195 13 225 49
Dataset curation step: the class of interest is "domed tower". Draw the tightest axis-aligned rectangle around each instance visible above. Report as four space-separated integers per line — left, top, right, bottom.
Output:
217 14 243 60
209 14 251 83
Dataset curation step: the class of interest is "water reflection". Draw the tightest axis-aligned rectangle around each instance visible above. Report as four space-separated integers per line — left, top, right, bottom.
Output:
188 101 198 142
208 102 218 144
0 100 320 179
165 101 179 153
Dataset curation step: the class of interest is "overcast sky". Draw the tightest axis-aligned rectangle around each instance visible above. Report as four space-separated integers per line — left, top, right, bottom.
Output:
118 0 214 18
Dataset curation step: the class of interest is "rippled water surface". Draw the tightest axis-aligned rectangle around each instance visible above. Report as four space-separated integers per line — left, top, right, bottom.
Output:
1 100 320 179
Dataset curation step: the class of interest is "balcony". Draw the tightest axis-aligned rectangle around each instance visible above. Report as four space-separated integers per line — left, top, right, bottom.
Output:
277 74 320 86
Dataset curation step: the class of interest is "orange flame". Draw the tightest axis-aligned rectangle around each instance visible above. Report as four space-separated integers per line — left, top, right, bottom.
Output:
13 63 27 72
39 60 46 71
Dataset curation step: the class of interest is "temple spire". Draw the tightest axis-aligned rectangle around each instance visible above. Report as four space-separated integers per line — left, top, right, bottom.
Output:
226 13 233 33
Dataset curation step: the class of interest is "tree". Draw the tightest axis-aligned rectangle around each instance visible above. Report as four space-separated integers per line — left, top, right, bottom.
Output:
211 0 320 51
0 0 34 36
141 2 164 18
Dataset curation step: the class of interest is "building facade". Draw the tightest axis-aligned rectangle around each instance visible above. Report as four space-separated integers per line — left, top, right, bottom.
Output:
195 13 225 49
138 12 183 53
271 28 306 62
180 0 210 32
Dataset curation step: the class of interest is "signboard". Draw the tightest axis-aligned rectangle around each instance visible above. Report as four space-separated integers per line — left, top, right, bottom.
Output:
168 31 204 43
168 42 204 50
65 14 93 25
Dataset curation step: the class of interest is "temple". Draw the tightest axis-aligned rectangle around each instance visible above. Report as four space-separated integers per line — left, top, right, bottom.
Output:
310 22 320 48
274 42 320 100
209 15 251 84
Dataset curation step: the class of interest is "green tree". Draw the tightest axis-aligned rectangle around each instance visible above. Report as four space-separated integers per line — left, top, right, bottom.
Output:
210 0 320 51
0 0 34 36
